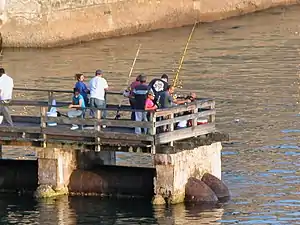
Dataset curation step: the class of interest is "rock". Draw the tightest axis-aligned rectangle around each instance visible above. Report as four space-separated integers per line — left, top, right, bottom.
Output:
201 173 230 202
152 194 166 205
34 184 68 198
185 177 218 203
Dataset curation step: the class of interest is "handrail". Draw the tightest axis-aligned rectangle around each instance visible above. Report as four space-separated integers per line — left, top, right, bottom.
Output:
13 87 123 96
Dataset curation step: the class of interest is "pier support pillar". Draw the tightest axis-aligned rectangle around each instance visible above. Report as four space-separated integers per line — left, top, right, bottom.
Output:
152 142 222 205
35 148 77 198
35 148 116 198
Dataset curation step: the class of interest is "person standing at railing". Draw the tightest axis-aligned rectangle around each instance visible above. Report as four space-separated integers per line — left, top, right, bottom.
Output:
148 74 169 106
133 75 148 134
0 68 13 126
123 74 142 120
74 73 89 106
68 88 86 130
89 69 109 121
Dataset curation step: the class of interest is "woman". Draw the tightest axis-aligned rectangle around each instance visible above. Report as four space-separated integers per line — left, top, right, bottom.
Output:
74 73 89 106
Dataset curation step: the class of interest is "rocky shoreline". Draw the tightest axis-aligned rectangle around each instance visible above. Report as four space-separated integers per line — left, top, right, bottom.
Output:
0 0 299 48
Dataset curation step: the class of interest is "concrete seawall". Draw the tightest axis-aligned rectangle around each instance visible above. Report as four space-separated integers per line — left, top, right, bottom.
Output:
0 0 298 47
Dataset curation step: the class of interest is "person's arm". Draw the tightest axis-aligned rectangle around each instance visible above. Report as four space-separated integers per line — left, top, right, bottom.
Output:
174 98 191 105
104 79 108 91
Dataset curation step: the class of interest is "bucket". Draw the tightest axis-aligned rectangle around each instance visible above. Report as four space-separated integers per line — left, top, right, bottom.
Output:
47 112 57 126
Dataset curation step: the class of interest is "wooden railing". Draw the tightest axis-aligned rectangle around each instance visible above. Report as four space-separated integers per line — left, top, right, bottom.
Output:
0 88 216 153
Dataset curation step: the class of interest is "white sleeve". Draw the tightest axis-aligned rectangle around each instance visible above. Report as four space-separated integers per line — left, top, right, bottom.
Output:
103 79 108 89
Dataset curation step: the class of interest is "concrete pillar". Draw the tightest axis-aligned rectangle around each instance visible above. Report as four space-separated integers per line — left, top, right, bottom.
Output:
35 148 117 198
35 148 77 198
152 142 222 205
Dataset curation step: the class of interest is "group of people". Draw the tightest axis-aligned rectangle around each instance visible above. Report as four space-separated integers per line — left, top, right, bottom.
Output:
0 67 196 133
68 69 108 130
124 73 195 134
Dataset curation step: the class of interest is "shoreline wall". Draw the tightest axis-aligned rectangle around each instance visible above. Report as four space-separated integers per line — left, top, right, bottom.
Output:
0 0 299 47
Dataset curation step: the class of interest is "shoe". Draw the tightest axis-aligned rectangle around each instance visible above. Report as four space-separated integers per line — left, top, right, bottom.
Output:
70 125 79 130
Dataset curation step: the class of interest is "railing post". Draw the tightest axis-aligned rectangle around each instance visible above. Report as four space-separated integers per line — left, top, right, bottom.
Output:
209 100 216 123
40 106 47 148
149 111 156 154
95 109 101 152
169 112 174 147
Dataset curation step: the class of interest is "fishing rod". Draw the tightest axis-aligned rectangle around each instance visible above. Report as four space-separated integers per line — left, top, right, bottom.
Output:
172 21 197 88
115 44 142 119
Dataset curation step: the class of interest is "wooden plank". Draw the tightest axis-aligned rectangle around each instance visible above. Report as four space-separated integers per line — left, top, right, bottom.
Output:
155 110 216 127
155 104 197 117
155 123 216 144
98 131 154 142
0 126 41 133
45 117 153 128
11 116 40 124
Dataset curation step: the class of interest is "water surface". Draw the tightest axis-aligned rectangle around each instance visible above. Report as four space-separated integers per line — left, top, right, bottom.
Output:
1 5 300 224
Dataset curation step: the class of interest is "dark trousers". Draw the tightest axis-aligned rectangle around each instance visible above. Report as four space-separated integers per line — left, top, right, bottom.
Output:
129 99 135 120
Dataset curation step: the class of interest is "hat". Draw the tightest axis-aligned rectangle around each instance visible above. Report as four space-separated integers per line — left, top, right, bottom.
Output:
95 69 103 75
147 89 155 96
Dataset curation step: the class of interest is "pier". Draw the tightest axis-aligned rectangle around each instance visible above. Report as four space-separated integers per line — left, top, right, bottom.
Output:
0 88 229 204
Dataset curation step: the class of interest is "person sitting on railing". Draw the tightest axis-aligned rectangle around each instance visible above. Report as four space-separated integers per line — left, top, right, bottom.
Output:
133 75 148 134
67 88 86 130
74 73 89 106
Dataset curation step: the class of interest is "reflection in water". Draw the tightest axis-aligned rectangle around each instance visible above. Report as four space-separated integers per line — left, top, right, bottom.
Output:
0 195 225 225
0 4 300 225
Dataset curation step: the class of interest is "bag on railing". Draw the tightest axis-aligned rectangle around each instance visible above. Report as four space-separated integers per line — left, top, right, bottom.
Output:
47 99 58 127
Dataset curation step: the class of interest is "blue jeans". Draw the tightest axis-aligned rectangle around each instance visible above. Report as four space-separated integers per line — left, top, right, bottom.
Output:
90 98 107 119
135 111 148 134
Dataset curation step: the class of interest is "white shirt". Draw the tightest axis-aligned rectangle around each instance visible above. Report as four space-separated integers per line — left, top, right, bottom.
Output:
0 74 14 100
89 76 108 100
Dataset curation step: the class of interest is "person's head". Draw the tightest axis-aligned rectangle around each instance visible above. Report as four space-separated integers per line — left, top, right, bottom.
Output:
136 74 142 82
75 73 84 81
167 85 174 94
147 89 155 100
95 69 103 76
0 68 5 77
190 92 197 100
139 74 147 84
73 88 80 96
161 74 168 83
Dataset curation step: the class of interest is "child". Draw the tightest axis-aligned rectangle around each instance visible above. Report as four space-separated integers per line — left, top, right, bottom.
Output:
145 90 157 111
68 88 86 130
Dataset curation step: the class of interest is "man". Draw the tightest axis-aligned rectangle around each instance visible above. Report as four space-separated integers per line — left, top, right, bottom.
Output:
148 74 169 105
68 88 86 130
133 75 148 134
89 69 108 119
0 68 13 126
160 85 191 109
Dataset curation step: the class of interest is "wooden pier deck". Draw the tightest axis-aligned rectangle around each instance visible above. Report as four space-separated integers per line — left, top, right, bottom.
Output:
0 88 216 153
